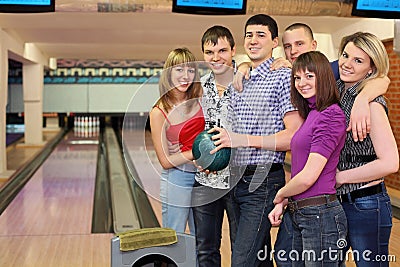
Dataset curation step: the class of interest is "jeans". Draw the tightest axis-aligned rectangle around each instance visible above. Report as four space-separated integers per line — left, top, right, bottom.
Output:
230 167 285 267
274 209 294 266
192 182 238 267
160 164 196 235
340 183 392 267
290 199 347 267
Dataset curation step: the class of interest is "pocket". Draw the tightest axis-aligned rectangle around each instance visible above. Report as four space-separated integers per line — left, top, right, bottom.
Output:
385 200 393 220
334 210 348 243
321 209 348 252
296 207 320 220
353 196 378 212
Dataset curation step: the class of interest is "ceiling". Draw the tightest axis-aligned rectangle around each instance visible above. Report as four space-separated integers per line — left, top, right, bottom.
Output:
0 0 377 62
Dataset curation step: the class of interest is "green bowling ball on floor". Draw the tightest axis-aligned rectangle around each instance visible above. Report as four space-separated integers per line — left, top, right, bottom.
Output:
192 130 231 172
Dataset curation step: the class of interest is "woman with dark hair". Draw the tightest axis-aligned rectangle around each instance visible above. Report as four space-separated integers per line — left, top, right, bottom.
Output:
150 47 204 234
269 51 348 266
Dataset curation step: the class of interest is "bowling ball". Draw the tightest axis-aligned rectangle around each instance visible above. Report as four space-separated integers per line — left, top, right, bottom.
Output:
192 130 231 172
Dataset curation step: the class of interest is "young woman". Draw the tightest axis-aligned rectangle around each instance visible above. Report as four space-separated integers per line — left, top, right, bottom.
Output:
335 32 399 266
149 47 204 234
269 51 348 266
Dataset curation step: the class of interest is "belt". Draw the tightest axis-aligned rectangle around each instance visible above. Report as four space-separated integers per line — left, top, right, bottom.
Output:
338 183 383 203
287 194 337 212
345 154 376 163
231 163 283 176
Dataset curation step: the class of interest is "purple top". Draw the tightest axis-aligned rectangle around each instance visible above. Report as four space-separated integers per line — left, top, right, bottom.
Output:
291 96 346 200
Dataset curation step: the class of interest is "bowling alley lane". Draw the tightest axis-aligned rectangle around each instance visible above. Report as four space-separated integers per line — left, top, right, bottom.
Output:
0 130 113 267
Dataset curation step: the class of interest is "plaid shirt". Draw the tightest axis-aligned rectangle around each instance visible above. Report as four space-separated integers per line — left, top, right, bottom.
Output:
336 79 387 194
229 58 296 166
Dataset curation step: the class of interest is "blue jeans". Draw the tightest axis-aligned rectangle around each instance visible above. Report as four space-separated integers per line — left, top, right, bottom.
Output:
230 167 285 267
340 183 392 267
192 182 238 267
160 164 196 235
273 209 294 266
290 199 347 267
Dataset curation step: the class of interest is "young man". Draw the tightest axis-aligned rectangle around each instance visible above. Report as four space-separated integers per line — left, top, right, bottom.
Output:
191 25 238 267
281 23 317 63
211 14 303 267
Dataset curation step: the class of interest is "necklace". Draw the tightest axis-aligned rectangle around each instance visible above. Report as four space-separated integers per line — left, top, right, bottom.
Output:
216 84 227 97
166 96 189 119
174 102 189 119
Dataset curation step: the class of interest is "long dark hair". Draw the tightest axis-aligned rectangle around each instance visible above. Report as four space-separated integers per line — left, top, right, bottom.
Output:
291 51 339 119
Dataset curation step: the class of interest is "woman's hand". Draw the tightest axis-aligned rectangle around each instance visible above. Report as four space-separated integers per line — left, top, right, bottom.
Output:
268 202 284 226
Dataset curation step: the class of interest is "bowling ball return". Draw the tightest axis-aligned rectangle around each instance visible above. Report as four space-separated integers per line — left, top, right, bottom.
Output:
192 130 231 172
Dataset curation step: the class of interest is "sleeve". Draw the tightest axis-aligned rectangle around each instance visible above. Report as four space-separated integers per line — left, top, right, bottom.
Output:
310 105 346 159
372 95 388 115
278 68 297 117
330 60 339 80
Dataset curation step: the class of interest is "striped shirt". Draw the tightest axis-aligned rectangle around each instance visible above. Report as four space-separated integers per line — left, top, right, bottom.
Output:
336 79 387 194
229 58 296 166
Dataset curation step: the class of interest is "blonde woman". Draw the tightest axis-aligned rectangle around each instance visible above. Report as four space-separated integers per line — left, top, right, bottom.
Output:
335 32 399 266
150 48 204 234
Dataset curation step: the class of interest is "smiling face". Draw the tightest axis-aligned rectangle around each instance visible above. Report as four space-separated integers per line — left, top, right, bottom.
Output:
170 64 196 92
339 42 373 89
203 37 235 75
244 24 278 68
294 68 316 99
282 27 317 63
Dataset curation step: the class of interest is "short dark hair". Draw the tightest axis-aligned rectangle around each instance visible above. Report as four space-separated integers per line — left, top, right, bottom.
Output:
201 25 235 52
245 14 278 39
291 51 339 119
284 23 314 40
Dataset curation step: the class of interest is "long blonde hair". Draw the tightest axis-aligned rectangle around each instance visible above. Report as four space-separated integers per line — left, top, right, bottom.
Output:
156 47 202 112
338 32 389 92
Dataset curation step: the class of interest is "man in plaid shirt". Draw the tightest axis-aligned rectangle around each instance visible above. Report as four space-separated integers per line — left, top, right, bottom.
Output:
210 14 302 266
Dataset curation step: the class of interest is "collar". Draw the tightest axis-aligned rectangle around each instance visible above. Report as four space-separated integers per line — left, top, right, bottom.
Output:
250 58 274 79
337 79 363 97
307 95 317 109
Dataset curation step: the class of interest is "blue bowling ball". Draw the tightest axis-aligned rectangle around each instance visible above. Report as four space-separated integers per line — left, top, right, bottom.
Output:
192 130 231 172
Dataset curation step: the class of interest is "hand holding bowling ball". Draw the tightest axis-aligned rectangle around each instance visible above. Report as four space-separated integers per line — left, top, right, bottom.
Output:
192 130 231 172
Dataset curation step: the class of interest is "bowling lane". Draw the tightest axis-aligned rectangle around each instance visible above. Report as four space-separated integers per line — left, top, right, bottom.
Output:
0 130 113 267
0 131 98 235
